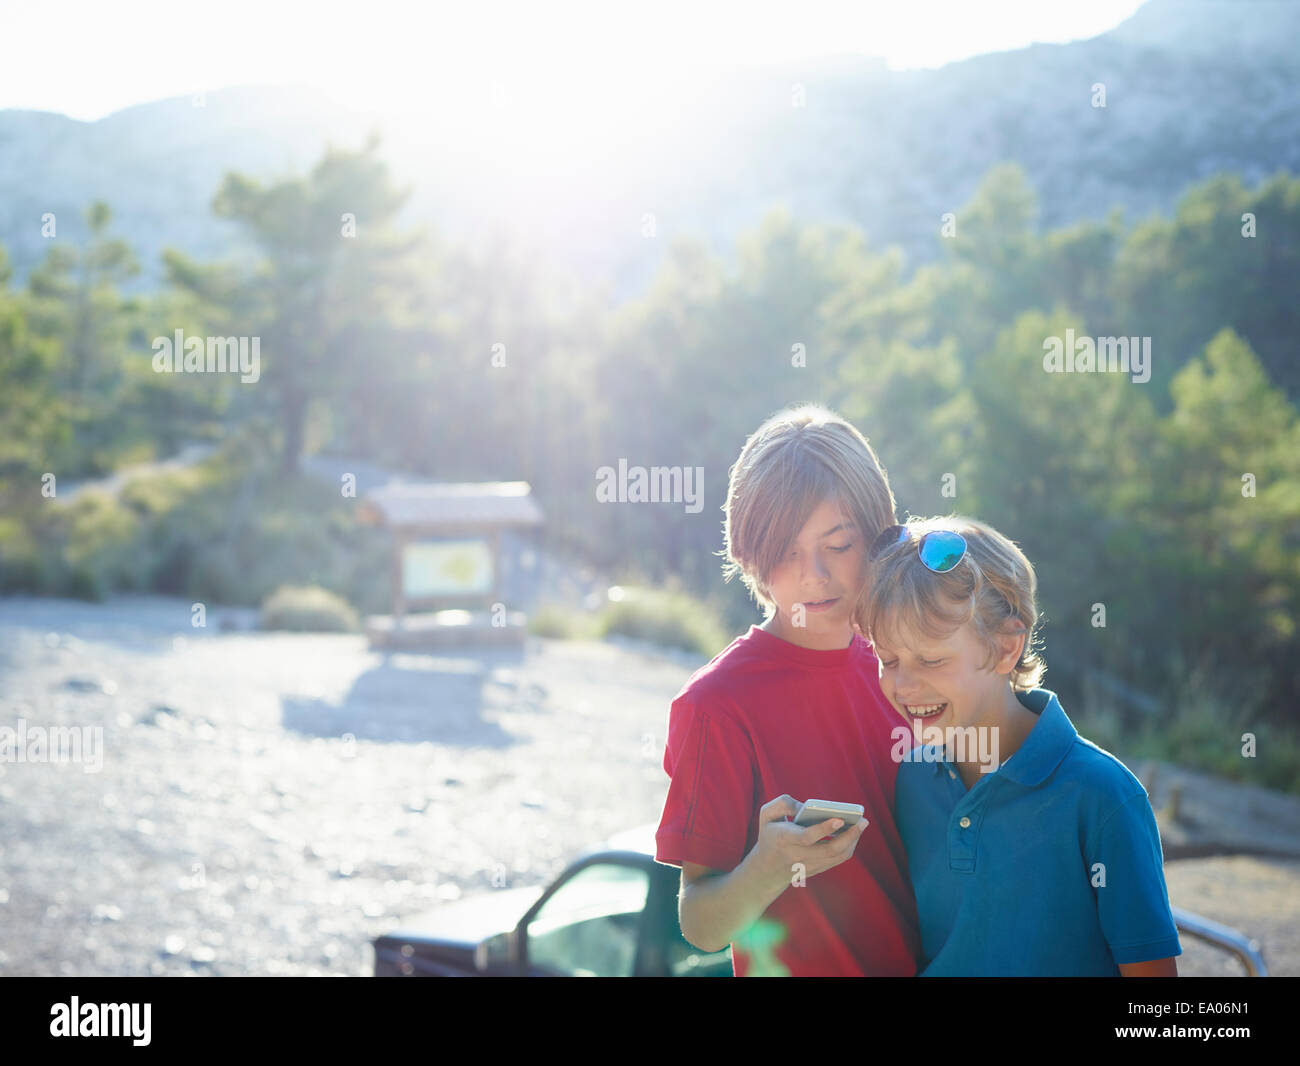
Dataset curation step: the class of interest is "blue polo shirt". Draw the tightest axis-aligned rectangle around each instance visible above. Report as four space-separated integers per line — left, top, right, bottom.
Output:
895 688 1182 975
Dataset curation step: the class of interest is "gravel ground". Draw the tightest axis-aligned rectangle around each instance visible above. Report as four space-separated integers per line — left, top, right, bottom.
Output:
1162 855 1300 977
0 596 689 976
1 595 1295 977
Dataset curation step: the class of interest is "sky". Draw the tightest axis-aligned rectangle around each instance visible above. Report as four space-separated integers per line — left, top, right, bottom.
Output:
2 0 1149 123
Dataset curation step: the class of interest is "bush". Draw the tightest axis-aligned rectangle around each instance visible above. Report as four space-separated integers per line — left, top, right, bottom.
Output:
1076 664 1300 797
1127 699 1300 797
527 602 598 639
595 583 730 658
61 490 147 599
0 513 45 593
18 433 393 610
259 585 360 632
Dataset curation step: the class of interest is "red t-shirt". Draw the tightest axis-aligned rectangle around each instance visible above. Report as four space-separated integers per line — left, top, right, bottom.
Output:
655 624 922 976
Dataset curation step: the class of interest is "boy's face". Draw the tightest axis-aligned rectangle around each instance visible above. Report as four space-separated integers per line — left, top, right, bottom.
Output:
760 498 865 650
871 613 1024 735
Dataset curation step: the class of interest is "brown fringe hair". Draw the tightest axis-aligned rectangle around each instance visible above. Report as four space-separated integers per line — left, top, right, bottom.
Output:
720 403 897 619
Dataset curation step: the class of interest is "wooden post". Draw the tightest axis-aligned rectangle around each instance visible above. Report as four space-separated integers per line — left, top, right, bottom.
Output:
490 528 502 610
393 530 407 624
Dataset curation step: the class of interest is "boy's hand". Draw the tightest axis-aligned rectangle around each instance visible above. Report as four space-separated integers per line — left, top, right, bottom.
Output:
747 794 869 892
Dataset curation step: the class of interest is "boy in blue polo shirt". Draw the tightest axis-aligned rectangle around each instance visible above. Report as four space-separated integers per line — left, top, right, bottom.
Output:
859 515 1181 976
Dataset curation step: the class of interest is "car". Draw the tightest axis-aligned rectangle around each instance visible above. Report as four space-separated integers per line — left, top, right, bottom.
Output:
372 824 732 977
371 823 1269 976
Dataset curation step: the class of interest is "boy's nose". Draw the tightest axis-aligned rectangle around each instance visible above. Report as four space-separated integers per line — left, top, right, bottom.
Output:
801 555 831 583
893 668 922 698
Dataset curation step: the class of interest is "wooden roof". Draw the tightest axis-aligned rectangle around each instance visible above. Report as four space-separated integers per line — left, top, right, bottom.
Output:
359 481 544 529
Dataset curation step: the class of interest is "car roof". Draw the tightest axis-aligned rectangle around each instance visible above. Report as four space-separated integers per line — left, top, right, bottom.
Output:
380 884 548 945
595 822 658 856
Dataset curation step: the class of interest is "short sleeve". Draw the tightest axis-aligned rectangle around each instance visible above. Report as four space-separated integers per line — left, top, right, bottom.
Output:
1088 789 1182 965
654 691 757 874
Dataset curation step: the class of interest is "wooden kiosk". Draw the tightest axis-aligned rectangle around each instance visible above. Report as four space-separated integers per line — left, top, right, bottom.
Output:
358 480 543 650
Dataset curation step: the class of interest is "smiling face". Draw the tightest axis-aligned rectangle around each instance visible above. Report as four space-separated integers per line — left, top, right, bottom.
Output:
871 612 1025 735
758 497 866 651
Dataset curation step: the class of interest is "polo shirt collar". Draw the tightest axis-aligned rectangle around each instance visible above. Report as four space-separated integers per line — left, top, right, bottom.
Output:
996 688 1076 786
922 688 1076 786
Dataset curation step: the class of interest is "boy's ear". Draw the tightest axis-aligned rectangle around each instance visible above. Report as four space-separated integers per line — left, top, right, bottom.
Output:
993 621 1027 674
852 597 874 640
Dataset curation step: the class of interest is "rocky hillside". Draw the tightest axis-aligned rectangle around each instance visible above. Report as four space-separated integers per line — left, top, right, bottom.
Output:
0 0 1296 297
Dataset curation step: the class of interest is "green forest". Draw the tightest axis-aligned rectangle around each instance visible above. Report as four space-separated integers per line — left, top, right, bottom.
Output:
1 139 1297 788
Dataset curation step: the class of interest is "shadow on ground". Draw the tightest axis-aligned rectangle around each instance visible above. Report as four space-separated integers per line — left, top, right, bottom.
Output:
281 647 531 746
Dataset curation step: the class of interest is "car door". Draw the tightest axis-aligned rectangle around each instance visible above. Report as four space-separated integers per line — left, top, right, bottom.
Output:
643 862 735 977
517 854 655 976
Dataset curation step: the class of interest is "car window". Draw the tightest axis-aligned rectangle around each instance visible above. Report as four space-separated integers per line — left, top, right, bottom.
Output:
525 863 651 976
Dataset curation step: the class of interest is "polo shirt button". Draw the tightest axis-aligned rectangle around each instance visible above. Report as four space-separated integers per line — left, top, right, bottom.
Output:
959 816 971 828
948 770 956 780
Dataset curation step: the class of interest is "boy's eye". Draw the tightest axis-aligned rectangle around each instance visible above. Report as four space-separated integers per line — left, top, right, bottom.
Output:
921 659 945 668
790 543 853 557
880 659 897 669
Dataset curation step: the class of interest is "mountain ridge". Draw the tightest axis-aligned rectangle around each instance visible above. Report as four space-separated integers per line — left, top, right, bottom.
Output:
1 0 1296 298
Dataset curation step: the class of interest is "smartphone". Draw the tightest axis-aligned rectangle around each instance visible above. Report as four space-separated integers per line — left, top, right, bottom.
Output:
793 799 865 835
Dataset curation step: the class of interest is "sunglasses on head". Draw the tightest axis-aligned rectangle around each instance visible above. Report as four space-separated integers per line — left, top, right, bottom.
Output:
869 524 968 573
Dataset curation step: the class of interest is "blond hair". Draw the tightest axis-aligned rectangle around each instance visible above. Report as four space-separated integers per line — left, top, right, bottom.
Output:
863 515 1046 691
720 403 897 618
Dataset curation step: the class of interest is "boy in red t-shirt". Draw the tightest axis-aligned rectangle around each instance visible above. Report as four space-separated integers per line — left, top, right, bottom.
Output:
655 404 922 976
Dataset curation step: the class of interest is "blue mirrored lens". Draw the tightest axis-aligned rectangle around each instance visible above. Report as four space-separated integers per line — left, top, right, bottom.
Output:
917 531 967 572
